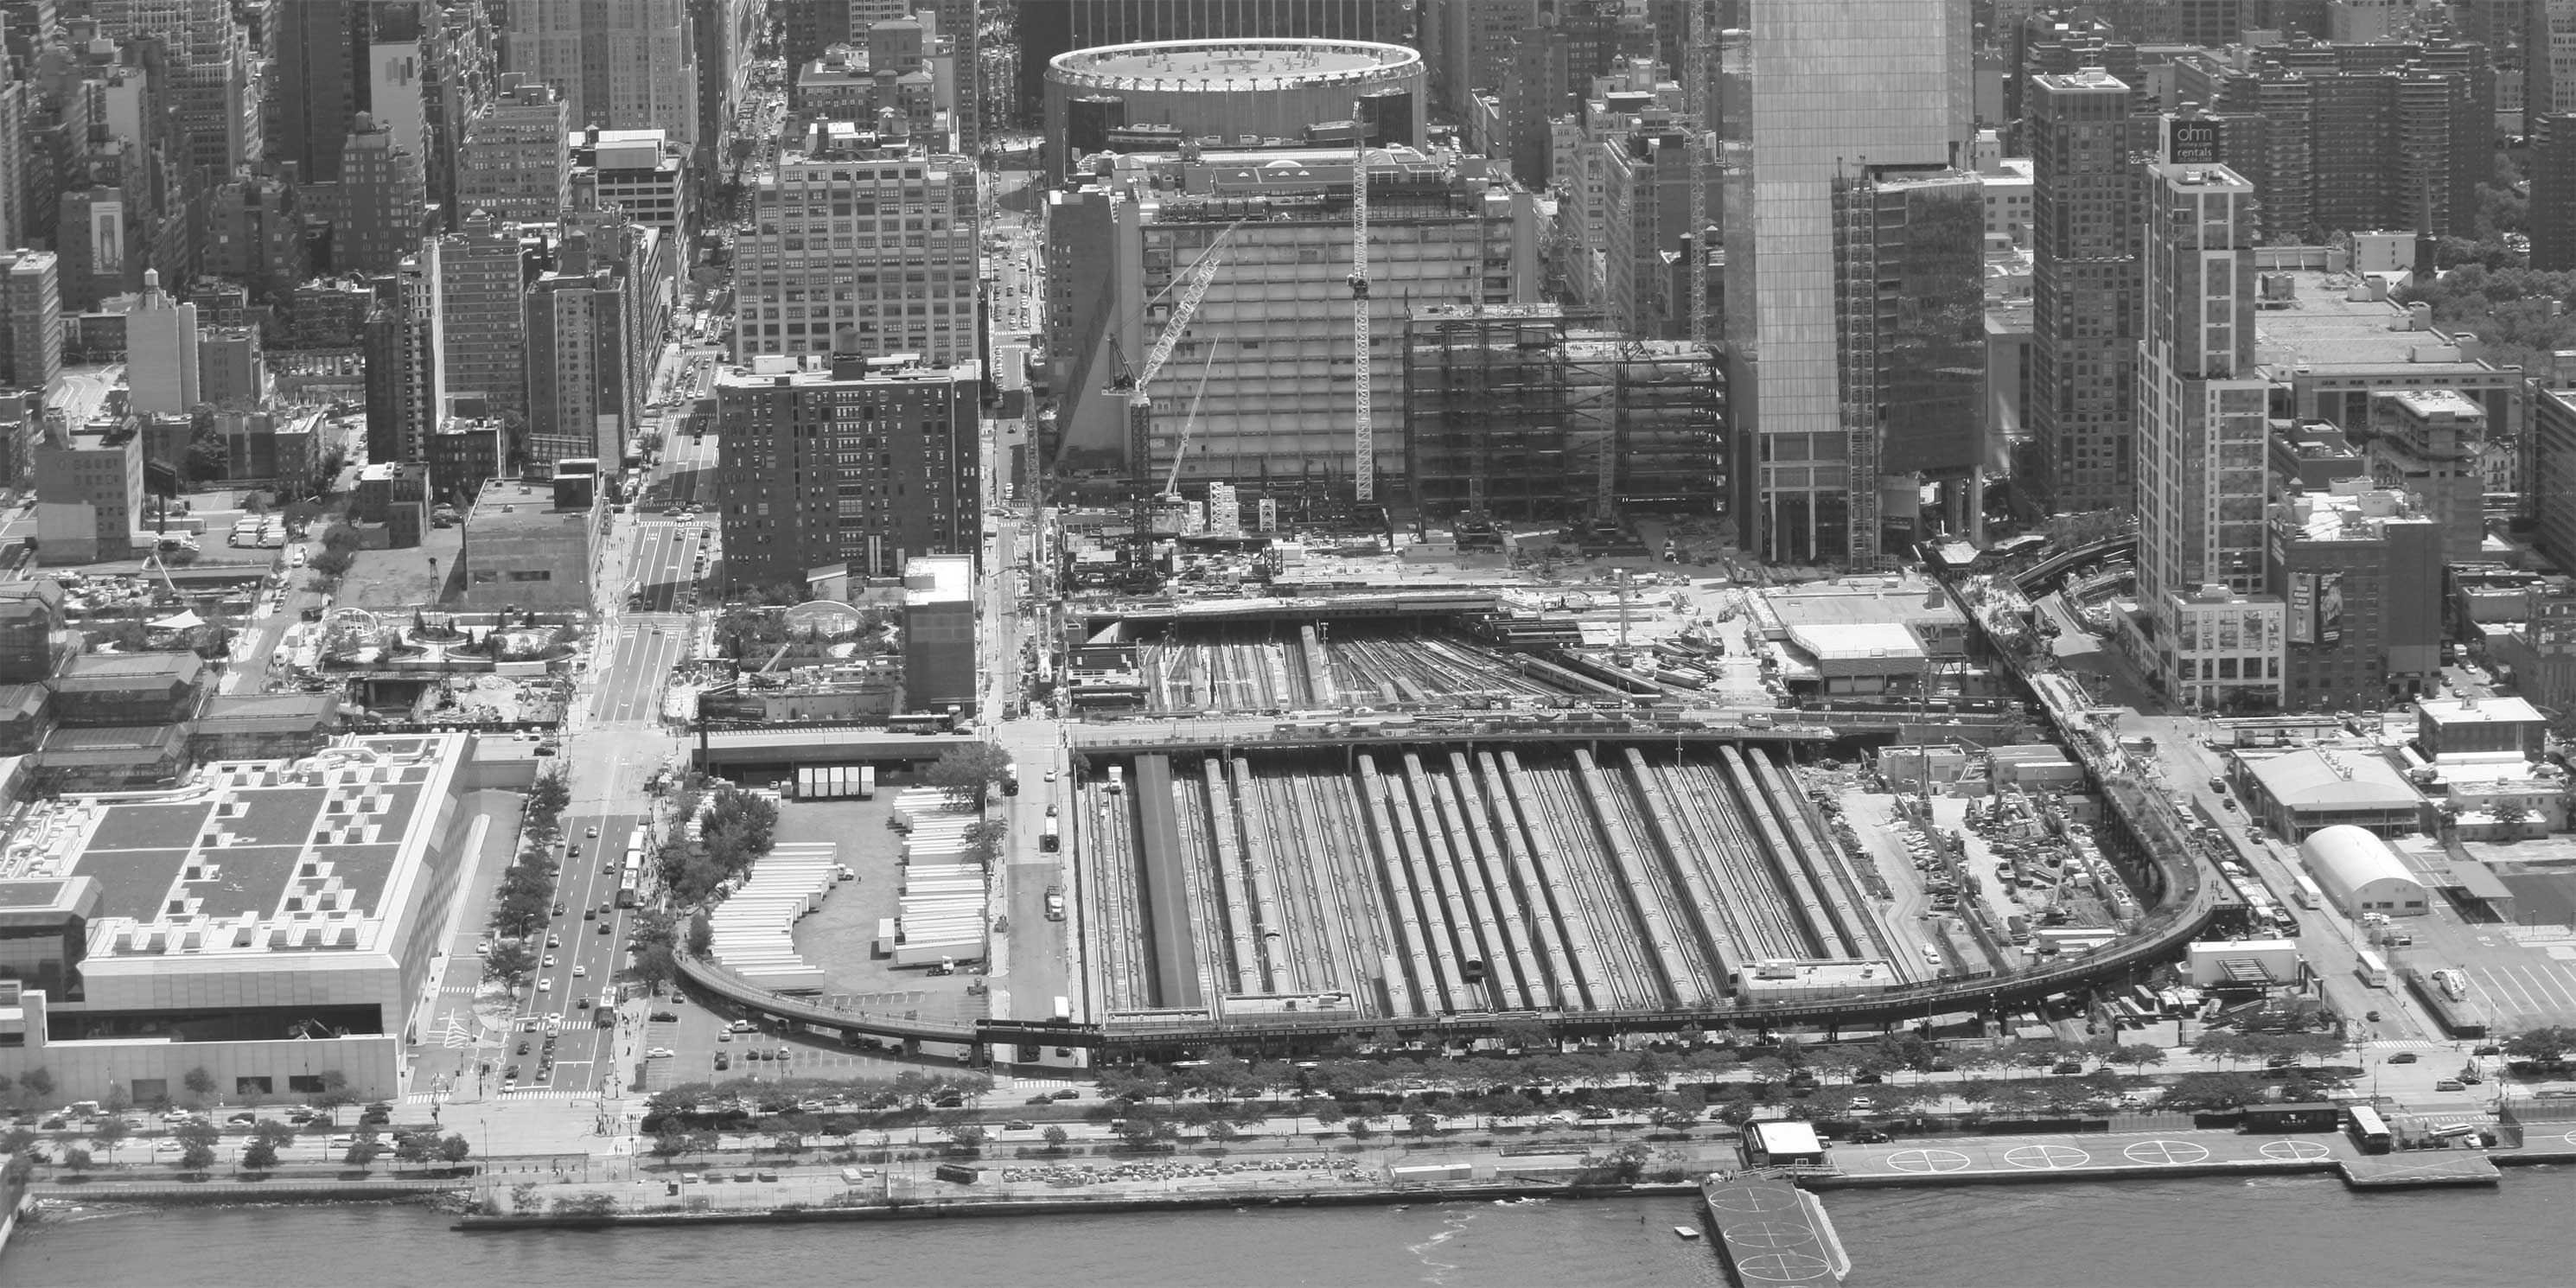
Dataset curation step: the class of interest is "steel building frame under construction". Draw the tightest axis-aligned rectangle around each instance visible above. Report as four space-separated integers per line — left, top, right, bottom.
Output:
1403 303 1724 520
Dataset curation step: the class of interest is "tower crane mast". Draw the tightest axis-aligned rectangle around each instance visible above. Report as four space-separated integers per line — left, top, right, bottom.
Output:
1351 108 1374 503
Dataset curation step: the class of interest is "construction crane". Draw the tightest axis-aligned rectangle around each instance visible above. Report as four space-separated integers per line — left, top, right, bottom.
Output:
1350 107 1374 504
1115 226 1237 536
1686 1 1715 348
1162 341 1221 500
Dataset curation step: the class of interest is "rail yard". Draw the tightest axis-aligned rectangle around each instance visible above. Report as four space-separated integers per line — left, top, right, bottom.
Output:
1074 742 1961 1022
1011 584 2216 1051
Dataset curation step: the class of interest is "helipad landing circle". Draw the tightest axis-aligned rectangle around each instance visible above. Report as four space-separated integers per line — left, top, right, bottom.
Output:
2004 1143 2090 1170
1706 1181 1804 1213
1724 1219 1824 1250
2260 1139 2331 1161
1884 1148 1971 1173
2124 1139 2211 1165
1732 1250 1837 1285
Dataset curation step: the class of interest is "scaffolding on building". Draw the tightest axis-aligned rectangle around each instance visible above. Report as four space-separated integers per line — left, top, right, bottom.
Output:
1403 304 1724 523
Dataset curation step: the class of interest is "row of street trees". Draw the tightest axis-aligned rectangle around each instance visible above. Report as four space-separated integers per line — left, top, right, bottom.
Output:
482 767 572 988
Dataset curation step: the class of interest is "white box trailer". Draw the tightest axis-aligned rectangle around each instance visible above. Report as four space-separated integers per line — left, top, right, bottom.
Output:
894 937 985 967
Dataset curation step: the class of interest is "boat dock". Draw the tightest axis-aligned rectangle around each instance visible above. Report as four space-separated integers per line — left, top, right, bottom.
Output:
1699 1172 1849 1286
1789 1125 2556 1190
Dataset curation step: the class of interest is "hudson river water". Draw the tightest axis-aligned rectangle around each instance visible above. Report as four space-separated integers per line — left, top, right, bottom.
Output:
7 1170 2572 1286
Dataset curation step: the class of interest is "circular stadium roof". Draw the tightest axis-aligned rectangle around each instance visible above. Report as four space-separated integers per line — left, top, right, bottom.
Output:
1049 39 1420 92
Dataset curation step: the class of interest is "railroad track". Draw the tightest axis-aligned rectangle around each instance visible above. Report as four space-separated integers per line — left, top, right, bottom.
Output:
1512 753 1656 1009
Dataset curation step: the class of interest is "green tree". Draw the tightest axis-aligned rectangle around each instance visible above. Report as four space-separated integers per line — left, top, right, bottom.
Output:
61 1147 92 1173
686 912 714 956
1406 1111 1440 1138
926 742 1012 810
314 1070 353 1125
1202 1119 1239 1145
2503 1026 2576 1062
438 1133 473 1164
2161 1071 2266 1112
483 940 538 986
178 1139 217 1170
241 1138 280 1170
1041 1125 1069 1151
182 1067 218 1103
943 1122 988 1151
21 1068 54 1101
2117 1044 2169 1074
309 547 356 579
89 1115 129 1161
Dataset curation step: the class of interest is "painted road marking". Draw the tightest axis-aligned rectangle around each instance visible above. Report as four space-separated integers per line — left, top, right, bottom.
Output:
2260 1139 2331 1161
1883 1148 1971 1174
2124 1139 2211 1165
2004 1143 2090 1170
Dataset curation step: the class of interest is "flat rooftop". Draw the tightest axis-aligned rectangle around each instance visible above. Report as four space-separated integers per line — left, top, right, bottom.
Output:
2418 695 2545 727
42 733 469 960
467 479 590 531
903 555 973 607
1055 39 1413 82
2254 271 2517 378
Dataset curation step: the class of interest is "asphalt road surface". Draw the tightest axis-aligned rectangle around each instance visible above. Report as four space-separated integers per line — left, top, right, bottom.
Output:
590 616 692 728
626 519 710 614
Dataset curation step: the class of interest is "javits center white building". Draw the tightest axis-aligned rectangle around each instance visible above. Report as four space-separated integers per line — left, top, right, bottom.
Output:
0 733 526 1104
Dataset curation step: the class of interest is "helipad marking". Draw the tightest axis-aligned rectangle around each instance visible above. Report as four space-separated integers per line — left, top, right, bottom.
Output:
1883 1148 1972 1174
2260 1139 2331 1161
2003 1143 2091 1170
2123 1139 2211 1165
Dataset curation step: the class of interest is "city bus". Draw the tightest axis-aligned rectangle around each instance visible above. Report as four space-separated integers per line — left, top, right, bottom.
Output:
618 831 645 908
2345 1104 2393 1154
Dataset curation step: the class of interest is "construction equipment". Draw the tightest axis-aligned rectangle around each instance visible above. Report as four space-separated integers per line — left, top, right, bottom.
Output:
1116 225 1238 536
1162 341 1221 501
1686 2 1714 348
1350 107 1374 503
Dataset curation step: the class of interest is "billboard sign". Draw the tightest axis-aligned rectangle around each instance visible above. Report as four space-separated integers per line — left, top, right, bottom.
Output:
2318 572 2345 645
2167 118 2221 165
2287 571 2314 645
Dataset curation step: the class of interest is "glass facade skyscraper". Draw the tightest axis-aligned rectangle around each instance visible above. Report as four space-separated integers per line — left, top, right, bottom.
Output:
1720 0 1972 567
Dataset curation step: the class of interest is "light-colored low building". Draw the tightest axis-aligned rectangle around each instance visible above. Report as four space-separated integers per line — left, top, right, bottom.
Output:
2298 824 2432 918
0 732 505 1103
2237 745 2425 840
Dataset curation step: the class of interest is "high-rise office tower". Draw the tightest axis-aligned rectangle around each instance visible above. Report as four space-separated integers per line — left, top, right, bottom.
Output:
1719 0 1973 566
458 73 573 224
2534 112 2576 270
362 265 433 467
2537 1 2576 117
95 0 252 175
0 249 62 395
502 0 699 152
430 212 532 430
126 271 201 414
525 235 639 468
2134 158 2284 711
331 115 429 273
733 122 979 368
273 0 365 182
1831 165 1986 558
2030 70 2139 514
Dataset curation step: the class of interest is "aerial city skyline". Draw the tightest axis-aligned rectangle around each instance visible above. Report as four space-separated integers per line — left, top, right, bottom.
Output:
0 3 2571 1283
